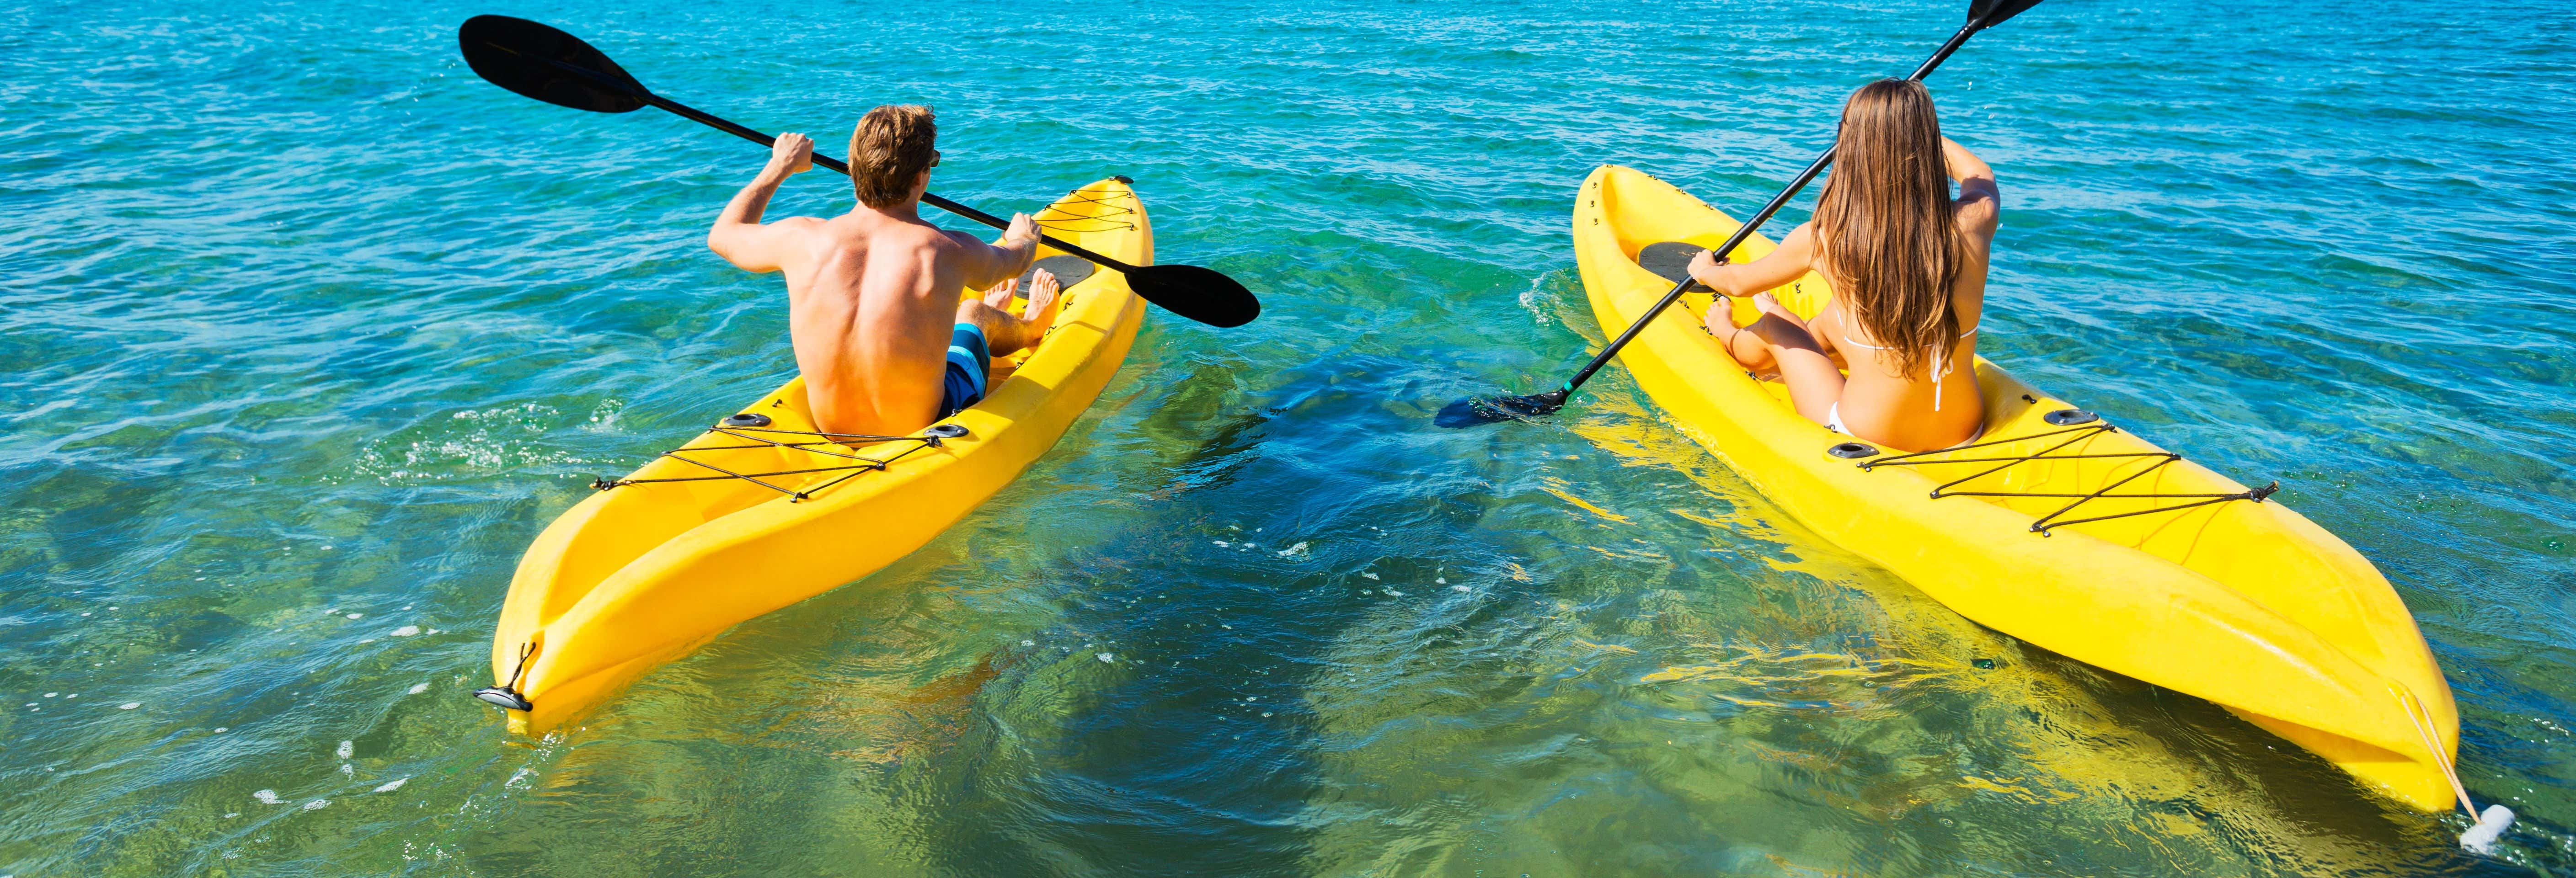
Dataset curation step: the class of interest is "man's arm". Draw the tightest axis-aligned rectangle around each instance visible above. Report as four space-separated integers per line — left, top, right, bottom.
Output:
707 133 817 272
951 212 1042 290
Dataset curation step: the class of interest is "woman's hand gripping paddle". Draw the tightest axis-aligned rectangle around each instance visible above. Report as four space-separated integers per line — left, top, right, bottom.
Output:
455 15 1261 329
1434 0 2042 427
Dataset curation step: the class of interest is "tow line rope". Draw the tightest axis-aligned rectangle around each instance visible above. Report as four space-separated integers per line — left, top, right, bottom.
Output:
2391 681 2517 851
1858 418 2278 536
595 422 957 502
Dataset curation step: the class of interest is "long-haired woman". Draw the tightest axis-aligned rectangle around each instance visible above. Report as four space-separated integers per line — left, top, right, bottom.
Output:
1686 78 1999 452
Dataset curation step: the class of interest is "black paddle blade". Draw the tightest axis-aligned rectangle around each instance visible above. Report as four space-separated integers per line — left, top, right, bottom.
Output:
1126 263 1261 328
458 15 650 113
1968 0 2045 28
1433 388 1567 428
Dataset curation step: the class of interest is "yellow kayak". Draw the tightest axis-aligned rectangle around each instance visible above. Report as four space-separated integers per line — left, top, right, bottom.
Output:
479 177 1150 734
1572 164 2461 811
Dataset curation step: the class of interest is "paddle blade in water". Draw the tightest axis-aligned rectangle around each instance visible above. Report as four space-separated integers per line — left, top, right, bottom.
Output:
1968 0 2045 28
1125 263 1261 328
458 15 650 113
1433 388 1566 428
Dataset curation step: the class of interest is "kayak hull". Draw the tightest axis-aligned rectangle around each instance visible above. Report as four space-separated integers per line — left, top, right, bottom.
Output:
1571 165 2457 811
486 178 1151 734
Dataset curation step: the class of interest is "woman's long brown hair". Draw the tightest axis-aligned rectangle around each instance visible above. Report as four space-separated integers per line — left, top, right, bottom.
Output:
1812 79 1963 376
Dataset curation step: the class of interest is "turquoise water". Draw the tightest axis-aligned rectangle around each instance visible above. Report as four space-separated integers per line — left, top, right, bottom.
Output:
4 0 2573 873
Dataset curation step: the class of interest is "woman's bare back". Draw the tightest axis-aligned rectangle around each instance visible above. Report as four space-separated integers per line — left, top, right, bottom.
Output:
1688 134 2002 452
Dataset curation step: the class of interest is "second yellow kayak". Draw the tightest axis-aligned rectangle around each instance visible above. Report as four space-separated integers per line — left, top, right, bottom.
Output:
1572 164 2460 811
479 177 1151 734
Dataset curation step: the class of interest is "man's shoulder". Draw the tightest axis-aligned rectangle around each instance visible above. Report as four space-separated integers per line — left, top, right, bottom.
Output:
832 213 961 247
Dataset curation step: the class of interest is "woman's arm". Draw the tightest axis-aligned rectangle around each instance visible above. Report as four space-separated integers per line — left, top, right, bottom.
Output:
1686 222 1819 298
1943 137 2000 239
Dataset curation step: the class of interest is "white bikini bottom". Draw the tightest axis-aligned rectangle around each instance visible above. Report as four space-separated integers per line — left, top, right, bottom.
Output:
1827 403 1986 451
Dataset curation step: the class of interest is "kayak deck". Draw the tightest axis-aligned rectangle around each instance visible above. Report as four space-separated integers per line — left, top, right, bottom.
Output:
484 178 1150 734
1573 164 2460 810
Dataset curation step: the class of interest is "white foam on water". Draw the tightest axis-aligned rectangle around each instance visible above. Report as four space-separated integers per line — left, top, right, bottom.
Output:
302 798 329 810
1360 572 1379 580
1436 577 1447 584
336 740 353 759
390 626 420 637
118 702 138 710
374 777 408 793
254 790 283 804
345 613 362 620
1212 540 1229 547
1384 590 1406 596
1097 653 1115 663
1452 585 1472 592
407 683 429 695
1276 542 1309 557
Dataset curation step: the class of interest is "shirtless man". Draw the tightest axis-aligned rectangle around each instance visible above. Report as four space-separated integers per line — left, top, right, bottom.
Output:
707 104 1063 437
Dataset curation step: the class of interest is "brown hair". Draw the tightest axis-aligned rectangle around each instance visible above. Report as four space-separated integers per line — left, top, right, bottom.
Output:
849 105 937 208
1812 79 1963 376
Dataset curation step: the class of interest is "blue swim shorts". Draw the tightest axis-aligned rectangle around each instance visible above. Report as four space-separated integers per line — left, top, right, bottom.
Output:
938 322 990 419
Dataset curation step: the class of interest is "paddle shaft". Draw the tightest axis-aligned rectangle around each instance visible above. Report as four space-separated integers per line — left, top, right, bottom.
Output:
1551 19 1988 399
644 94 1144 274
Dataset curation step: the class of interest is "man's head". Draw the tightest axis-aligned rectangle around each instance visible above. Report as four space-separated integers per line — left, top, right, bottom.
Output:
849 105 938 208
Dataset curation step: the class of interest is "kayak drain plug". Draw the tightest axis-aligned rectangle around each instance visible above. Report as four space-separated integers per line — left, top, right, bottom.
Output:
1828 442 1880 460
2043 409 2099 426
722 413 773 428
925 424 969 441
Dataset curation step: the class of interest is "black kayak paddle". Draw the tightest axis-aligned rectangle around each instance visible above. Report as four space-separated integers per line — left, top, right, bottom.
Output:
455 15 1261 329
1437 0 2043 426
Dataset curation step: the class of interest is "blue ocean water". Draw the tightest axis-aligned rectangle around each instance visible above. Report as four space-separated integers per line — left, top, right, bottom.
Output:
2 0 2572 874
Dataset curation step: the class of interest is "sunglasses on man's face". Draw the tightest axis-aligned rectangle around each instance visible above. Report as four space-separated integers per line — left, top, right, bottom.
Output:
930 151 942 169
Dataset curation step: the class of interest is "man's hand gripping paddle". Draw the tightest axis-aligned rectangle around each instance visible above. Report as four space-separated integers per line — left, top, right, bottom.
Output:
455 15 1261 329
1435 0 2042 427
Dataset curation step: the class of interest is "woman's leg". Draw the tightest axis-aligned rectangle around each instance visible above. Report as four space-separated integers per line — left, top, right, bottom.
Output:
1705 298 1777 373
1738 293 1844 425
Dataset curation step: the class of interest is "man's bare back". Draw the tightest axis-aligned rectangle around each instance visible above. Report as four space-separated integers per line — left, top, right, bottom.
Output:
705 123 1059 438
